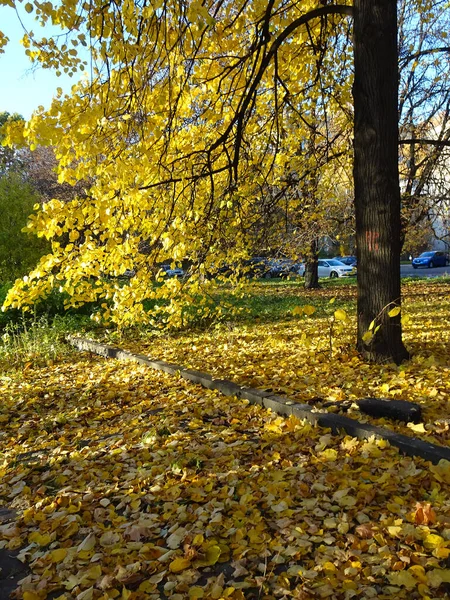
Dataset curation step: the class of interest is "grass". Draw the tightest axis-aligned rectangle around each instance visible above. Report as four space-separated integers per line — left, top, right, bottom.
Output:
1 275 449 371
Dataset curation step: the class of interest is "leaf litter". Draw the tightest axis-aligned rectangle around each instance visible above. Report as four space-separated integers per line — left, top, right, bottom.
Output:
117 281 450 447
1 353 450 599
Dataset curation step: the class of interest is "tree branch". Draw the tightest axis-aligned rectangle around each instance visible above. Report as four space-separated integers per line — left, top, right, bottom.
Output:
400 46 450 66
399 138 450 146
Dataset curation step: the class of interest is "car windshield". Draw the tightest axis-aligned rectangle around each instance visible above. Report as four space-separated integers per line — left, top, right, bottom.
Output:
419 252 434 257
327 259 346 266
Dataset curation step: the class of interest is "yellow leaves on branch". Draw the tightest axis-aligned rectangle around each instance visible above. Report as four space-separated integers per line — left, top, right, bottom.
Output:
0 0 355 324
388 305 401 318
362 304 401 345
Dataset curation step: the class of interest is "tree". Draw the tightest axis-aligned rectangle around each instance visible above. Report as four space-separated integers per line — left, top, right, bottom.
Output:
353 0 409 363
1 0 437 362
398 0 450 254
0 112 25 173
0 171 50 281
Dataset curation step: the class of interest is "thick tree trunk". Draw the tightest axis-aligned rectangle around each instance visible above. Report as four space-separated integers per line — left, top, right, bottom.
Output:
353 0 410 364
304 238 320 289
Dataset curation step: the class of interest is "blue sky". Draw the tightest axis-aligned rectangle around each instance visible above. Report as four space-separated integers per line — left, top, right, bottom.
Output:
1 6 82 119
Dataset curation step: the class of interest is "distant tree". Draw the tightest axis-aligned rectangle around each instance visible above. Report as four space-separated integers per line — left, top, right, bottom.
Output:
24 145 88 203
0 172 50 281
0 112 25 173
398 0 450 251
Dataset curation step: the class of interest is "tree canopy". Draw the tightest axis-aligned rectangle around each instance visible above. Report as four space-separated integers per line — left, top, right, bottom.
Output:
1 0 355 327
1 0 448 361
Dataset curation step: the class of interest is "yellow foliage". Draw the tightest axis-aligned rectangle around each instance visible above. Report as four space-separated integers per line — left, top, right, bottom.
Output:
0 0 354 328
334 308 348 321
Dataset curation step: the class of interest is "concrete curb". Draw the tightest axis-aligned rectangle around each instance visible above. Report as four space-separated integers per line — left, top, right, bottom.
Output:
67 335 450 464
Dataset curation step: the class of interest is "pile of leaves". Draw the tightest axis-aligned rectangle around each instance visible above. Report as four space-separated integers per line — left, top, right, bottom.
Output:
117 280 450 447
1 354 450 599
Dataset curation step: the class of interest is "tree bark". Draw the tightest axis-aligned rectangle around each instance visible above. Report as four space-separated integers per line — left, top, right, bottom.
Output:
353 0 410 364
304 238 320 289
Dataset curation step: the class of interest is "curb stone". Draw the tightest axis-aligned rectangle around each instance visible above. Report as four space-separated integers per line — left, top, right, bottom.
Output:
67 336 450 465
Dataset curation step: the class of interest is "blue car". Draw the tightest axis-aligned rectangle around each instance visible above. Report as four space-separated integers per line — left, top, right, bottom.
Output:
412 251 448 269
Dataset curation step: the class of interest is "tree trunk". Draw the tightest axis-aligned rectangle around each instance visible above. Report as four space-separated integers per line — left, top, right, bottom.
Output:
353 0 410 364
304 238 320 289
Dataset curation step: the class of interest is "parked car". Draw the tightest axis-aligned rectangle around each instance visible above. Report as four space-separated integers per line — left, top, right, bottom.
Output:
265 259 301 278
277 259 306 277
160 264 185 278
334 255 357 267
121 269 136 278
207 259 271 279
298 259 355 278
412 251 449 269
243 257 271 278
209 257 306 279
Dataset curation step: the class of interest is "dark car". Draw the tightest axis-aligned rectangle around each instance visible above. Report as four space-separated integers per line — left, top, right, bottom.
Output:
160 264 185 278
335 255 357 267
243 257 271 278
275 259 305 277
252 258 301 278
412 251 448 269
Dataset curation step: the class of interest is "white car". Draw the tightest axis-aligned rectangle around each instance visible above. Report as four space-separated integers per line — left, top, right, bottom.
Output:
299 259 356 278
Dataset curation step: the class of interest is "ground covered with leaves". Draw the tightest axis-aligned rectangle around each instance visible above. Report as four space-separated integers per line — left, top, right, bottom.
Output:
1 350 450 599
115 280 450 448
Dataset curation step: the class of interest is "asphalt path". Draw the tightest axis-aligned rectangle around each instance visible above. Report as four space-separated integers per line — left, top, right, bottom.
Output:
401 264 450 278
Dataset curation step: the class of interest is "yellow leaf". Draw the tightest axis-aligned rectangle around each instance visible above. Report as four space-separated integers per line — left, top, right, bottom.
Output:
388 570 417 589
28 531 52 546
24 2 33 12
334 309 348 321
408 423 426 433
408 565 427 583
75 588 93 600
426 569 450 588
292 306 303 316
50 548 67 563
194 545 221 567
438 569 450 583
203 545 221 566
387 526 402 537
388 306 401 317
100 531 121 547
77 533 96 552
23 593 40 600
362 331 373 343
189 587 204 598
434 547 450 559
320 448 338 462
423 533 445 549
302 305 316 316
323 561 336 573
368 319 376 331
169 557 191 572
338 495 357 508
